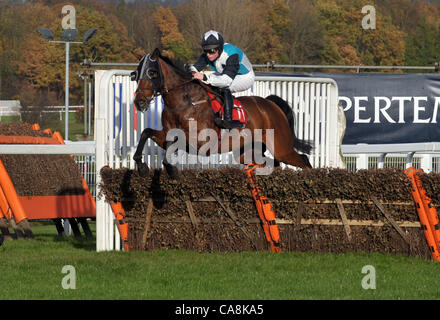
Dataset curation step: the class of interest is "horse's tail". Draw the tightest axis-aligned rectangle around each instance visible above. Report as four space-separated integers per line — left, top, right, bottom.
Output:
265 95 313 155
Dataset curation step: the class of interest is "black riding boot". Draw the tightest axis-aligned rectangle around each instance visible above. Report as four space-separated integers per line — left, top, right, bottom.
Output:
215 88 233 129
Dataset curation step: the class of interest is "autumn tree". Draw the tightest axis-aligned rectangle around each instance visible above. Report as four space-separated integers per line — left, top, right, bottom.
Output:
396 0 440 67
0 2 58 99
153 6 192 60
261 0 290 63
315 0 406 66
405 18 440 66
3 0 440 107
110 0 161 53
374 0 414 31
176 0 283 64
250 1 283 64
266 0 291 40
177 0 257 51
264 0 325 64
13 2 134 104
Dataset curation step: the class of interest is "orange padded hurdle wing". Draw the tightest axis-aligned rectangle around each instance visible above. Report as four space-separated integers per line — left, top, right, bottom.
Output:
414 169 440 251
52 131 96 213
110 202 130 251
0 184 12 220
405 167 440 261
0 199 4 219
0 127 96 221
245 163 281 253
18 195 95 219
0 159 27 224
0 135 61 144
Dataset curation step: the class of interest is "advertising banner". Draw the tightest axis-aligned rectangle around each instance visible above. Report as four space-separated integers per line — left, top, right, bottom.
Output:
259 72 440 145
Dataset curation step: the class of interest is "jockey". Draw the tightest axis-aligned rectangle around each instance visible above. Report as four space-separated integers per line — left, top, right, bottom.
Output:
191 30 255 129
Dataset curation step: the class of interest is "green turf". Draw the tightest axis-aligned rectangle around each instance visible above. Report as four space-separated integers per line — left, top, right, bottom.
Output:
0 223 439 300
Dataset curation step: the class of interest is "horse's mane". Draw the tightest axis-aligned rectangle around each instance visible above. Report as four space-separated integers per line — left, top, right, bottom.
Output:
157 52 221 98
159 54 193 80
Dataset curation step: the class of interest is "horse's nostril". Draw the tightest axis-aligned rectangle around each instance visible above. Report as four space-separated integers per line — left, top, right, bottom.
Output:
135 99 146 111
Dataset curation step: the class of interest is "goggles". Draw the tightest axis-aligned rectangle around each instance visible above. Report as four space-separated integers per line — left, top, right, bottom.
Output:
204 48 218 54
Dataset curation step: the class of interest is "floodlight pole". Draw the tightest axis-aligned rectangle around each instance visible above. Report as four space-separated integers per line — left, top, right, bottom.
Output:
39 26 97 141
65 41 70 140
49 40 82 140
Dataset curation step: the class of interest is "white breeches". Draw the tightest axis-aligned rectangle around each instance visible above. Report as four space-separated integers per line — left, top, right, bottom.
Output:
229 71 255 93
203 70 255 93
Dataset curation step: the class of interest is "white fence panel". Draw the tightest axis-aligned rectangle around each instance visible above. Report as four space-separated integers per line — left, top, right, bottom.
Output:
94 70 342 251
341 142 440 172
236 77 342 168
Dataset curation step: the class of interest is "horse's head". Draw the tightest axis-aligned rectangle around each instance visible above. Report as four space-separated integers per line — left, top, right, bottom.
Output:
132 48 163 112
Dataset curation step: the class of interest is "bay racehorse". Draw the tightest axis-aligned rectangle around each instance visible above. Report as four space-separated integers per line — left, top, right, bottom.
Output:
131 48 312 177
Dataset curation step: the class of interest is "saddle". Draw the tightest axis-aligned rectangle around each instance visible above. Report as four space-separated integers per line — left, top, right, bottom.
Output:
207 91 247 128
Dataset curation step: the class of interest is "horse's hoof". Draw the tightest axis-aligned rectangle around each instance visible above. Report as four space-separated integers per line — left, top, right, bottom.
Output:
137 163 149 177
164 164 178 179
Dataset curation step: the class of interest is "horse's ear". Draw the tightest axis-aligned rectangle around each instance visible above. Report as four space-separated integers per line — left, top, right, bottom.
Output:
151 48 161 59
131 49 145 61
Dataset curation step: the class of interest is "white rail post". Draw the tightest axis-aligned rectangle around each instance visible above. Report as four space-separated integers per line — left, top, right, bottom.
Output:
406 152 415 169
357 154 369 170
378 153 387 169
95 69 132 252
420 154 433 172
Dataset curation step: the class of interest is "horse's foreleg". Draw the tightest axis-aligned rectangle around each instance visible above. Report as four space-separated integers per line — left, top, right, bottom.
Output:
141 129 178 178
133 128 152 176
133 128 167 176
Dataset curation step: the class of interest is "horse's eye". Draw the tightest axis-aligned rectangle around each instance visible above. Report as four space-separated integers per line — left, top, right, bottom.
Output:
148 70 158 79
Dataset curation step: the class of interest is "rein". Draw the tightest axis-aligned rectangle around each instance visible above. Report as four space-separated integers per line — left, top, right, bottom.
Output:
137 79 198 110
161 80 219 114
162 97 208 113
161 78 194 96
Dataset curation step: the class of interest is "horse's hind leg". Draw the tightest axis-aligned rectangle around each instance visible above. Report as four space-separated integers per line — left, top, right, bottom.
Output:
300 154 312 168
260 131 311 169
266 138 312 169
275 150 311 169
261 143 280 167
236 142 280 170
162 140 179 179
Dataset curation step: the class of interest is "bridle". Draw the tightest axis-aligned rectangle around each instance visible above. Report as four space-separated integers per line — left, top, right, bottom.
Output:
133 54 194 99
132 53 209 112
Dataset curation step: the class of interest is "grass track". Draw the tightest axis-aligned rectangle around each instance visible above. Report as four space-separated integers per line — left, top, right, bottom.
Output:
1 224 439 300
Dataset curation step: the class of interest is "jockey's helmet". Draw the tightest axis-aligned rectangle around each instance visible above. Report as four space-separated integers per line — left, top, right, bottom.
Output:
201 30 224 52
